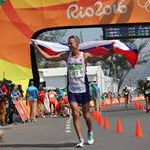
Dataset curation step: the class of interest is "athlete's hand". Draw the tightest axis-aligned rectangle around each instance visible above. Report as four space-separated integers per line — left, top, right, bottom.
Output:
32 41 37 48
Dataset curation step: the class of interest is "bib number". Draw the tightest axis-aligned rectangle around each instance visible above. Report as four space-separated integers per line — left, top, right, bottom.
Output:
69 69 84 78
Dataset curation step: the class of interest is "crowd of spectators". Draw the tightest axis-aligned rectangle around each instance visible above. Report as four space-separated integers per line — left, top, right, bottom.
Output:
0 79 72 127
0 79 24 126
0 77 150 127
0 77 150 142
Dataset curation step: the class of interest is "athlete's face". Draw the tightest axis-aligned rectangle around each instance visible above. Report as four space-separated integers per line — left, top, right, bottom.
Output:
68 38 79 51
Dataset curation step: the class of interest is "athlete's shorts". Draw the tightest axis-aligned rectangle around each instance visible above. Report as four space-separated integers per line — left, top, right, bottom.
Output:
68 92 90 105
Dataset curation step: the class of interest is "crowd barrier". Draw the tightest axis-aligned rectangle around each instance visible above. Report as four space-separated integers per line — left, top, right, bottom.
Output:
13 100 39 123
13 96 145 122
13 100 29 123
89 96 145 107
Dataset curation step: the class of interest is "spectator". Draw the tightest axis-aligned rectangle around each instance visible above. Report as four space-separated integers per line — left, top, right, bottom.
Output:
117 92 121 104
37 87 45 118
122 86 130 108
44 89 51 114
61 94 71 117
144 77 150 113
48 90 57 116
55 88 64 102
26 80 38 122
11 85 22 101
18 84 24 98
91 83 101 112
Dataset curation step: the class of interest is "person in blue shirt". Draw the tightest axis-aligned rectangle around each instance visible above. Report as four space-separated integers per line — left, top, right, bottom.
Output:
91 83 101 112
55 88 64 102
11 85 22 101
26 80 38 122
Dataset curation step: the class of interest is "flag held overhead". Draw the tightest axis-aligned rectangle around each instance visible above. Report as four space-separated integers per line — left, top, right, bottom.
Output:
31 39 138 68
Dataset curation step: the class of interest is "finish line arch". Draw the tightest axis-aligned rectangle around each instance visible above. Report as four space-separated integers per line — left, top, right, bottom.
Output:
0 0 150 89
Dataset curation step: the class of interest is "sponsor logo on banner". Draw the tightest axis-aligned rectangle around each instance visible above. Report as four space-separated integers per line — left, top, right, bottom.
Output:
66 0 128 19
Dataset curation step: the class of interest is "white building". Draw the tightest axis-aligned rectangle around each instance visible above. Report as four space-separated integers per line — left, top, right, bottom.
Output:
39 66 118 93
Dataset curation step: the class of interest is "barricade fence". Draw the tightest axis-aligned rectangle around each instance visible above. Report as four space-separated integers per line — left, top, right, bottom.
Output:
12 95 145 123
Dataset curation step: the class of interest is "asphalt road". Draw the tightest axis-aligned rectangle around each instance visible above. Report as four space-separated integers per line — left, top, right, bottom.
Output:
0 104 150 150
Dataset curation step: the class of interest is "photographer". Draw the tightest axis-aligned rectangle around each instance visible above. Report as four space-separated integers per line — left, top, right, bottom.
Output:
1 79 15 125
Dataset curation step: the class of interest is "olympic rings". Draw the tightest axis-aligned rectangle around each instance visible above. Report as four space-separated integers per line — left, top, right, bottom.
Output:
137 0 150 13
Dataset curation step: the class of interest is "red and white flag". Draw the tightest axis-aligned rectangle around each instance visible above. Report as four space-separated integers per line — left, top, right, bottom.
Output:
31 39 138 68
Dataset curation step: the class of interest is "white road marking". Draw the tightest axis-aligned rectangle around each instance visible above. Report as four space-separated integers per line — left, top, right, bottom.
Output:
65 117 72 133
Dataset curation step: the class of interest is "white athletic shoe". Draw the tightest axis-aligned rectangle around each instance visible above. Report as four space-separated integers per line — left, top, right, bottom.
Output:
87 131 94 145
76 138 84 148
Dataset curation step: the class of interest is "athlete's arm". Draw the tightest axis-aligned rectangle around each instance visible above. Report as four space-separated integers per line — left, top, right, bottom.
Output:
32 41 68 62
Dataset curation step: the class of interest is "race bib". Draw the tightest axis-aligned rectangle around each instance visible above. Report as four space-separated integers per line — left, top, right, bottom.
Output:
69 65 84 78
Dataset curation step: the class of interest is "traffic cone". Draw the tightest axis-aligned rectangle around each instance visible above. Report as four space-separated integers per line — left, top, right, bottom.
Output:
98 113 103 126
134 119 144 138
104 116 109 130
116 118 123 133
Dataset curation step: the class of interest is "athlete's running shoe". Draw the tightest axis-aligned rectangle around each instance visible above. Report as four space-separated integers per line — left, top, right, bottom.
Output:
87 131 94 145
76 138 84 148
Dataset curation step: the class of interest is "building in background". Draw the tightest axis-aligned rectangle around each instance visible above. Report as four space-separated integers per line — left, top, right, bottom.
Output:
39 66 119 93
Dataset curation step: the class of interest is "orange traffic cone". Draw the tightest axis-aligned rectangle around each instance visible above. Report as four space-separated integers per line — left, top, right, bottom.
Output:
98 113 103 126
135 119 144 138
104 116 109 130
116 118 123 133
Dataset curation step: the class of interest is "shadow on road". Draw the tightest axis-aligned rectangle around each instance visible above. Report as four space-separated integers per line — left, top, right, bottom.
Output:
0 142 76 148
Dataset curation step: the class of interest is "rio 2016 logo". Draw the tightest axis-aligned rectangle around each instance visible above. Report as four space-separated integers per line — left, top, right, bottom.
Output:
66 0 127 19
137 0 150 13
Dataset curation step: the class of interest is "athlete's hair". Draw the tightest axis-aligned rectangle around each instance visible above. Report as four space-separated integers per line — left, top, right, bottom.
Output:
68 35 80 44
